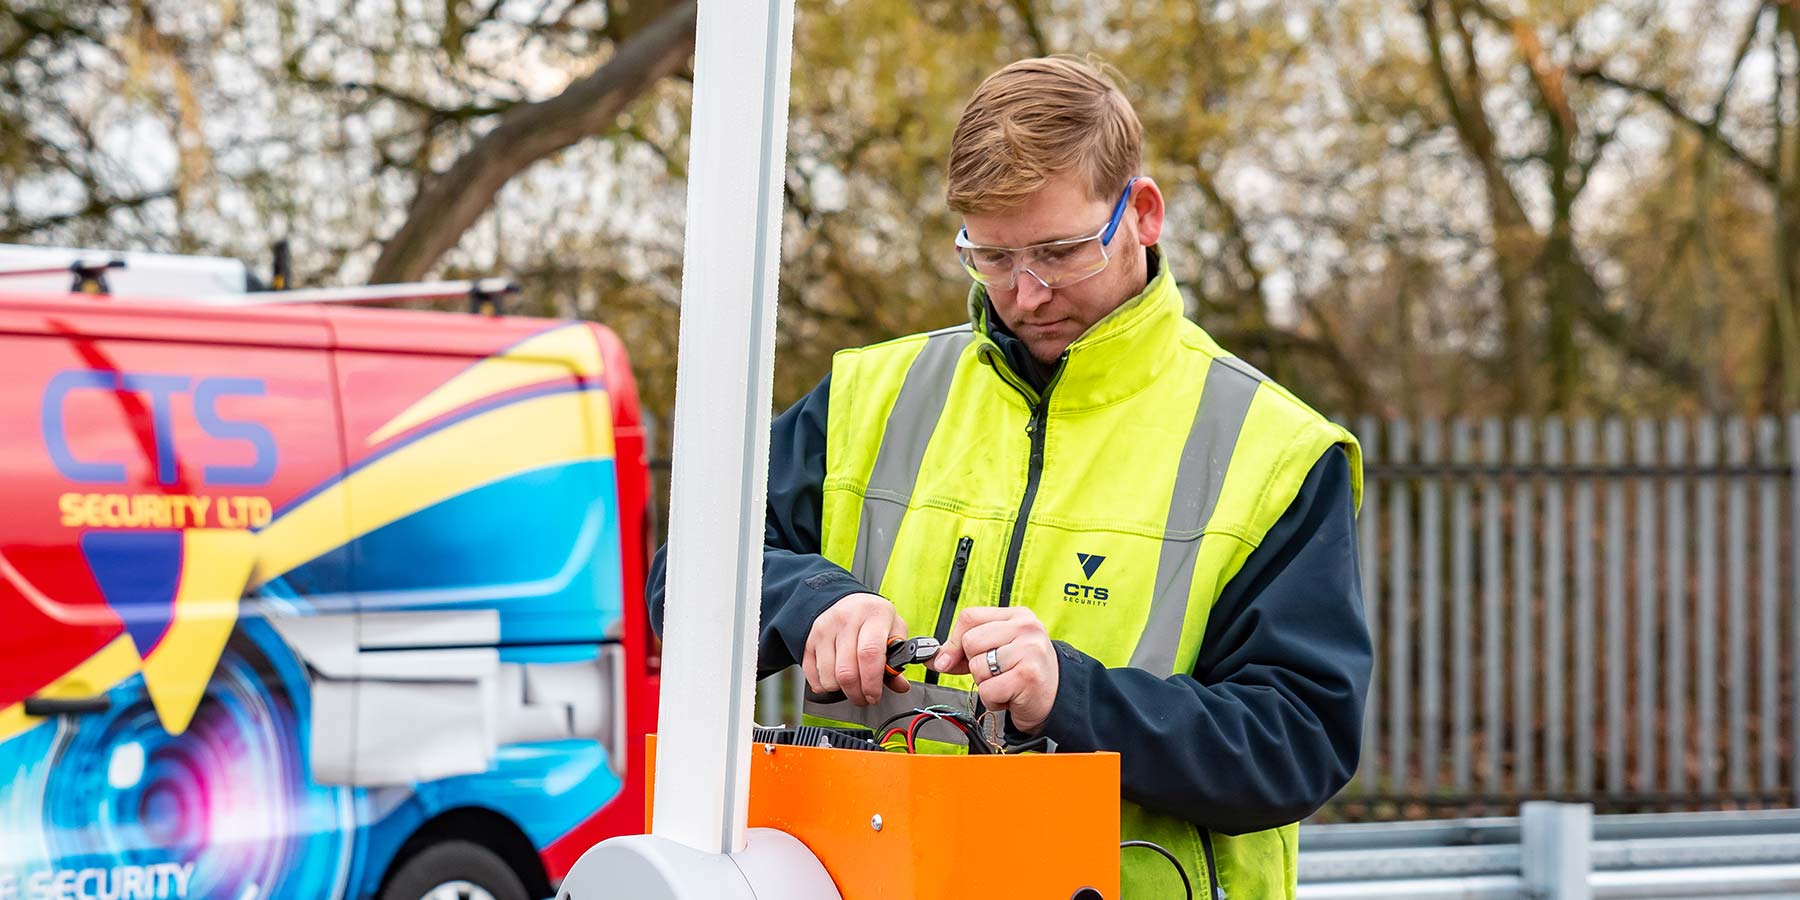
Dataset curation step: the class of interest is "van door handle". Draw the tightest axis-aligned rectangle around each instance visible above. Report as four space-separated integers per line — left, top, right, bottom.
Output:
24 695 111 717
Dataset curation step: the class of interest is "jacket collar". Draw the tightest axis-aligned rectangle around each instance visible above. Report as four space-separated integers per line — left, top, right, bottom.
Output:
968 247 1184 412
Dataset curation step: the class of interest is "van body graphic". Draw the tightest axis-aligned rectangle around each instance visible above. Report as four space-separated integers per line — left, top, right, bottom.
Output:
0 287 657 899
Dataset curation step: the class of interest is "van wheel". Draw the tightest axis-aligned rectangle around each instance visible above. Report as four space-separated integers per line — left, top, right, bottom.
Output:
380 840 529 900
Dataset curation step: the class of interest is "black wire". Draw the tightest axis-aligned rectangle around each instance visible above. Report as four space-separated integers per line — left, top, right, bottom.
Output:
952 715 992 754
1119 841 1192 900
926 711 990 754
875 708 941 735
873 707 992 754
1002 734 1051 754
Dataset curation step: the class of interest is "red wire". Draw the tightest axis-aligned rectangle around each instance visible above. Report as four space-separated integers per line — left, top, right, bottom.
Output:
905 714 927 754
887 711 989 754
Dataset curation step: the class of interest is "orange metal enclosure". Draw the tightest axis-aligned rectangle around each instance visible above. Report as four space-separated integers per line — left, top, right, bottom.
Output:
647 736 1120 899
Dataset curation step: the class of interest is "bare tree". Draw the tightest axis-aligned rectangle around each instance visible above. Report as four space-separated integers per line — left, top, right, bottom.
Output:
369 0 698 283
1574 0 1800 410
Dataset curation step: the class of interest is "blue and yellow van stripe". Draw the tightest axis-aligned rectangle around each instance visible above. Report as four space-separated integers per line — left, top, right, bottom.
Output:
253 382 614 587
365 323 606 447
1 323 617 743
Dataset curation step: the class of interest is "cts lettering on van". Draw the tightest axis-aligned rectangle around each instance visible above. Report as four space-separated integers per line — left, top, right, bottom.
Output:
0 295 657 900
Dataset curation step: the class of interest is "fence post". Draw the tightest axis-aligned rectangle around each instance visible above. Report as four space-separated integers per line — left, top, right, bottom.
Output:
1542 419 1566 795
1450 419 1474 793
1603 420 1626 794
1420 418 1443 794
1789 413 1799 808
1358 416 1381 797
1757 418 1780 791
790 666 804 726
754 670 786 724
1633 419 1658 792
1388 418 1413 794
1663 419 1688 794
1572 418 1596 795
1726 418 1750 793
1521 801 1592 900
1480 418 1504 796
1512 418 1537 793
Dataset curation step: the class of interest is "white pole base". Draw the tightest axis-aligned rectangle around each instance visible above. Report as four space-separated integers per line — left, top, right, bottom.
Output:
555 828 841 900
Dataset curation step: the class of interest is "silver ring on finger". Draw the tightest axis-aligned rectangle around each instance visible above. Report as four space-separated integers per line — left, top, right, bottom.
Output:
986 647 1002 677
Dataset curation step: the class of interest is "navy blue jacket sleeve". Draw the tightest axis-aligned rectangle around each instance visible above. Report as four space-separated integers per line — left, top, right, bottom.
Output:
1036 446 1371 834
647 373 870 678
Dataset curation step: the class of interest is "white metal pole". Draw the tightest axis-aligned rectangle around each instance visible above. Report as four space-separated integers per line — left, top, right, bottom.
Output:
651 0 797 856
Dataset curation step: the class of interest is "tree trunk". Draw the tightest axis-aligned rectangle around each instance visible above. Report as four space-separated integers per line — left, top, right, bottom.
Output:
369 0 699 284
1765 5 1800 410
1423 1 1703 409
1421 1 1534 412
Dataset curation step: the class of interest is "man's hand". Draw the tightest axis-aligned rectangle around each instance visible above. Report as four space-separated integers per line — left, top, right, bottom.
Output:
804 593 909 706
931 606 1060 733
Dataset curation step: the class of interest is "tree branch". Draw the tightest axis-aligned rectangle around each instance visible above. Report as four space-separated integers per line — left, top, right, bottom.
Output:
1768 2 1800 408
0 8 104 63
1572 120 1620 196
1706 2 1771 127
1007 0 1050 56
369 0 698 283
0 188 174 241
1194 168 1266 305
1572 65 1780 185
1422 0 1704 400
292 72 518 122
1416 1 1476 145
620 121 685 179
1425 1 1531 228
1421 0 1539 409
1463 1 1578 138
1551 242 1705 390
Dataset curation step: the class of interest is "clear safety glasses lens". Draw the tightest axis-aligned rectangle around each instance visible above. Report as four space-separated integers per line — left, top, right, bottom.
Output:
957 238 1111 291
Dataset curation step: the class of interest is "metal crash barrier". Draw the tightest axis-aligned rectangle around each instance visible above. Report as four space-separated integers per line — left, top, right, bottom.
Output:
1298 803 1800 898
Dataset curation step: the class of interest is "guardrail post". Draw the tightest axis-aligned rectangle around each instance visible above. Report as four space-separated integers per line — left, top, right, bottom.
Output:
1522 801 1592 899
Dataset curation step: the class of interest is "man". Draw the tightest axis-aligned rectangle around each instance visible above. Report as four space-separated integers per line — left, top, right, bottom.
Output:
650 56 1370 899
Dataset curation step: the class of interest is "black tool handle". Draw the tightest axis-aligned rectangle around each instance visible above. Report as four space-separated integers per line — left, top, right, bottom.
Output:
25 695 111 717
804 686 849 705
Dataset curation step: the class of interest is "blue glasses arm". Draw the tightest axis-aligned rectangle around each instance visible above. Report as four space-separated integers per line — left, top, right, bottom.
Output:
1099 176 1138 246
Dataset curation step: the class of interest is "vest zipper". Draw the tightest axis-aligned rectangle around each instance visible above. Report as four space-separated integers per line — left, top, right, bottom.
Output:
998 399 1048 607
1200 830 1225 900
924 535 973 685
987 348 1065 609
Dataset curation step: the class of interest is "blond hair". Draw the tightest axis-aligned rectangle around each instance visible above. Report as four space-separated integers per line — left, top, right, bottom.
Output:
946 56 1143 214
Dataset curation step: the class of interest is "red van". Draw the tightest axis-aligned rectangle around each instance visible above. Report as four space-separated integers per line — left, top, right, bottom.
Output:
0 249 657 900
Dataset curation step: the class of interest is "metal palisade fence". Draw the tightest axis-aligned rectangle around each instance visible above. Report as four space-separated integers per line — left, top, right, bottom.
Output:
1343 415 1800 818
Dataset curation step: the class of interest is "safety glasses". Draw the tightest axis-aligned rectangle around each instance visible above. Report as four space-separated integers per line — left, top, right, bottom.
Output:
955 177 1137 291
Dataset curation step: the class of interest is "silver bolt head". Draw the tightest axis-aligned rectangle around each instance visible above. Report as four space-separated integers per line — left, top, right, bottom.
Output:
870 814 883 832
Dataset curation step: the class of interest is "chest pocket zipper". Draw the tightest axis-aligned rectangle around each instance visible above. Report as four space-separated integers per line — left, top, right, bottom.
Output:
1200 829 1225 899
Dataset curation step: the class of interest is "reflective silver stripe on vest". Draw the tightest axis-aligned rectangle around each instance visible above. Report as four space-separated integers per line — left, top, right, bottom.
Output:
1129 356 1264 674
805 679 976 735
848 326 975 591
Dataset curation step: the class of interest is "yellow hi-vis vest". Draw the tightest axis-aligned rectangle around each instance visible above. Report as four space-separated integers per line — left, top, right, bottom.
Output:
806 253 1362 899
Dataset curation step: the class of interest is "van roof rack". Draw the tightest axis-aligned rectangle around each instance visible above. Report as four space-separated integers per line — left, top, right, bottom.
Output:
0 256 126 294
0 245 518 316
195 278 519 315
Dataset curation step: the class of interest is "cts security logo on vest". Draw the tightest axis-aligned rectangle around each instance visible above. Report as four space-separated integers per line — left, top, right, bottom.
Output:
1076 552 1106 578
1064 553 1109 605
